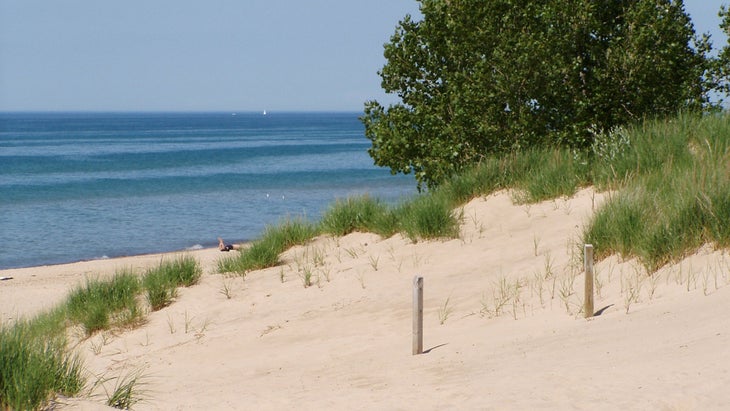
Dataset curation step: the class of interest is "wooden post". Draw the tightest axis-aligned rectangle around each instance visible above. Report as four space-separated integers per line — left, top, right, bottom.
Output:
413 276 424 355
584 244 594 318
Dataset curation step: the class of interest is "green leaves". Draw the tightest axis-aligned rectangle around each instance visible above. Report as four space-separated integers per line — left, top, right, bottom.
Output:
364 0 716 189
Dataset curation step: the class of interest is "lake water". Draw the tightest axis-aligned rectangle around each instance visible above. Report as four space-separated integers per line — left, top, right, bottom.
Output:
0 112 416 269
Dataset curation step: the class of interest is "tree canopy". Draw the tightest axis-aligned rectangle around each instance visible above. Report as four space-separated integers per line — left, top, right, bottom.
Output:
362 0 725 188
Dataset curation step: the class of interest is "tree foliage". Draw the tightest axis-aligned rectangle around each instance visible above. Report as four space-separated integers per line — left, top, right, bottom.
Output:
362 0 716 188
711 6 730 98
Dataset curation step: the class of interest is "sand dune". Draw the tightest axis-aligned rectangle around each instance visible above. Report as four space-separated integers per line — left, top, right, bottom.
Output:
2 188 729 410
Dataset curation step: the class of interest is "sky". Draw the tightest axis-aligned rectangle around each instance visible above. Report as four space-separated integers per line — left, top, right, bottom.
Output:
0 1 727 112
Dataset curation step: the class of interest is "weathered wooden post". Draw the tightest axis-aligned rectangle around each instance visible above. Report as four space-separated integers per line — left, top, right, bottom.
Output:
584 244 594 318
413 276 424 355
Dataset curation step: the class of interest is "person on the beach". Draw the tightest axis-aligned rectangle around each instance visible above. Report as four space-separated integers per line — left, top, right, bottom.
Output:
218 237 240 252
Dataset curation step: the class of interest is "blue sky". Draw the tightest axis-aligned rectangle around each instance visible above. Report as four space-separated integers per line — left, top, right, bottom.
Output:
0 1 726 112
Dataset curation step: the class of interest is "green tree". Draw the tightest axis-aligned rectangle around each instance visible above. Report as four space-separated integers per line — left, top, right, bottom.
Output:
362 0 711 188
711 6 730 99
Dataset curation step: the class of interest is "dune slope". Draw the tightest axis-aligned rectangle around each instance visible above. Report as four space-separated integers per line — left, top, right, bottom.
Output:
2 188 729 410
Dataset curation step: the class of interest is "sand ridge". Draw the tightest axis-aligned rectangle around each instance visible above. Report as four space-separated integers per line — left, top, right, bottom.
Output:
2 188 729 410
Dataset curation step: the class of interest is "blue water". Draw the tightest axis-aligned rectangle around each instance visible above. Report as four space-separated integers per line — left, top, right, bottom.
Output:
0 112 416 269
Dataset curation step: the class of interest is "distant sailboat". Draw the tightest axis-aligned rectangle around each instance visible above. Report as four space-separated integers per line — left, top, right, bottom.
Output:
263 110 267 116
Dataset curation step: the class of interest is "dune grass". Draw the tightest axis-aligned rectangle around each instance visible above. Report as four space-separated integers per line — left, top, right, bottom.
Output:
584 113 730 270
0 321 85 411
319 195 390 236
102 368 148 410
218 112 730 275
395 193 461 241
66 269 142 335
218 217 318 274
144 255 202 310
1 255 200 410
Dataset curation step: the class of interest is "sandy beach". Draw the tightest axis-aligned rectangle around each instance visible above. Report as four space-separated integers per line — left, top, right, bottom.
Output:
2 188 729 410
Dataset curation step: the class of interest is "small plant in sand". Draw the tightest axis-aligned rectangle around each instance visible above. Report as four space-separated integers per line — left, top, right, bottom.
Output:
184 311 194 334
140 331 151 347
530 271 546 307
90 332 112 355
320 267 332 282
356 271 367 289
593 269 604 298
481 277 514 318
98 368 148 410
368 255 380 271
301 267 313 288
311 246 326 267
561 198 573 215
219 277 236 300
387 243 398 262
542 252 555 279
193 317 212 341
345 247 359 259
166 314 176 334
558 275 576 314
623 272 642 314
647 272 660 300
701 270 711 296
686 265 697 292
438 296 453 325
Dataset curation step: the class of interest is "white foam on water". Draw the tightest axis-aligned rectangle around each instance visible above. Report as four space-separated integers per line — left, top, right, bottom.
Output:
186 244 204 251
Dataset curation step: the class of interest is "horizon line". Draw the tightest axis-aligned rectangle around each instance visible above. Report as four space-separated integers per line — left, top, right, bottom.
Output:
0 109 365 114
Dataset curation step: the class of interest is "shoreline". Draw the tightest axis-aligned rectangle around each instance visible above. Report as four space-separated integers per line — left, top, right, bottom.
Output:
0 245 226 323
0 237 251 271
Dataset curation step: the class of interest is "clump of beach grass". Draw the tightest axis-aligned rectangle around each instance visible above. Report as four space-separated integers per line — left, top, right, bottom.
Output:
395 194 462 241
144 255 201 311
2 255 203 409
0 320 85 410
218 217 317 274
66 269 142 335
584 113 730 271
92 368 148 410
319 195 391 236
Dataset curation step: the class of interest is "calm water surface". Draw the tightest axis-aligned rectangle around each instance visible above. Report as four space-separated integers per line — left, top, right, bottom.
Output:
0 112 416 269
